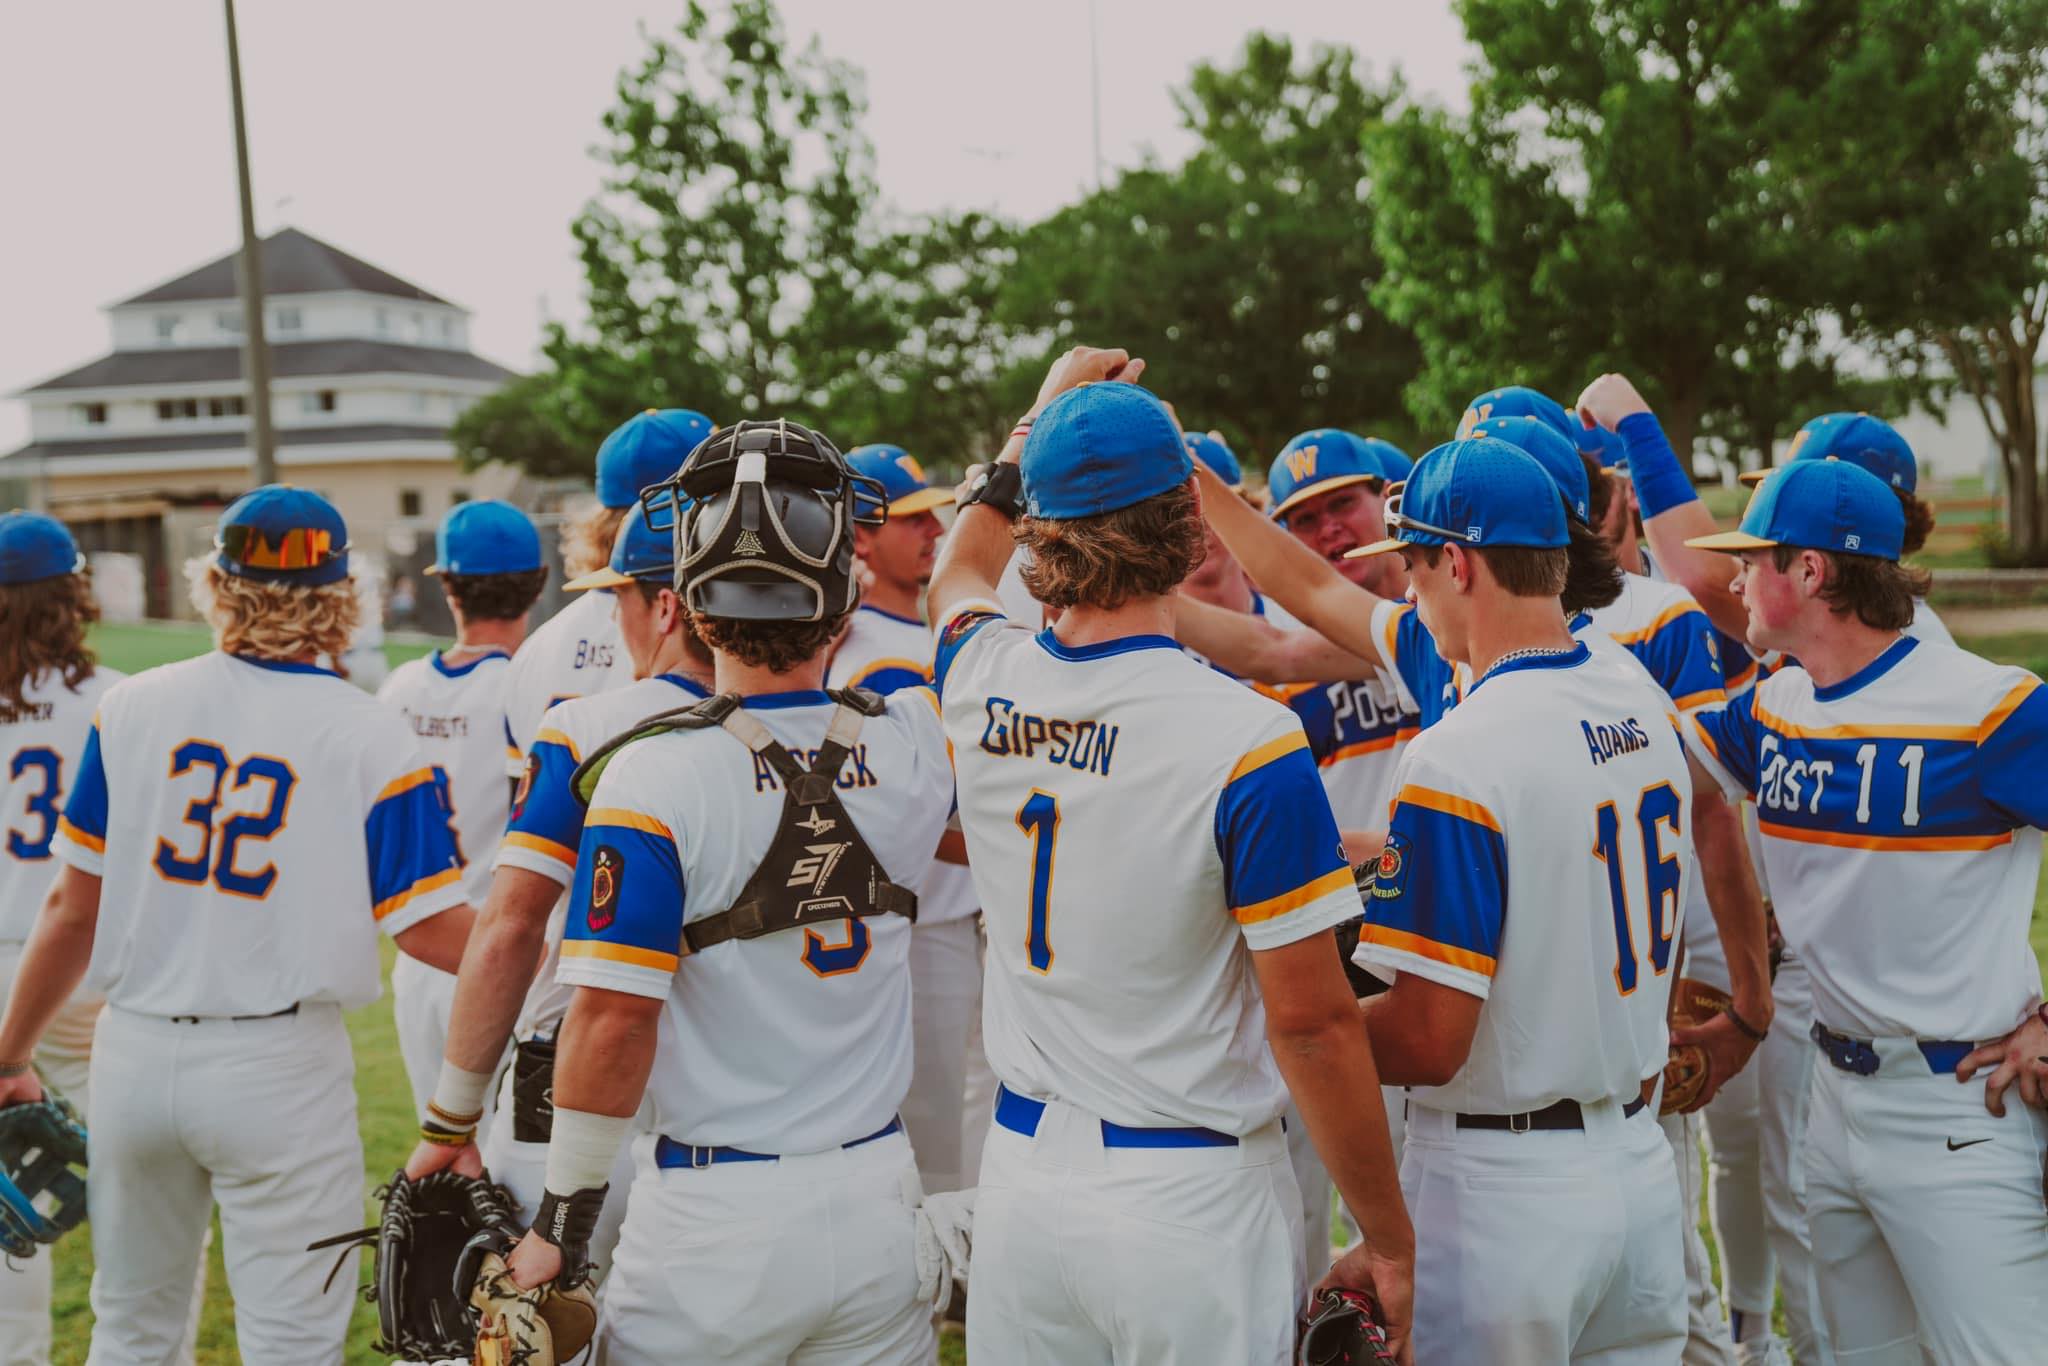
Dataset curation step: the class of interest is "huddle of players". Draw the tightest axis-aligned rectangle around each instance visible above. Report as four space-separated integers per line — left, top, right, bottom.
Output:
0 339 2042 1365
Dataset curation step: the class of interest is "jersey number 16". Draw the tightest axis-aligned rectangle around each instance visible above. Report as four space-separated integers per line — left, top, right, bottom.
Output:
1592 782 1684 995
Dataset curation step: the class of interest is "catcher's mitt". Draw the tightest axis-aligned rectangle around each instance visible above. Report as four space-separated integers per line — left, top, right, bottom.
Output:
307 1169 521 1361
1299 1287 1397 1366
1662 978 1735 1116
0 1091 88 1260
459 1226 598 1366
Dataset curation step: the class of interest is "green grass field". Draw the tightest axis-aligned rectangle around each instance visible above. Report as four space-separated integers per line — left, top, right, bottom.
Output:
44 620 2048 1362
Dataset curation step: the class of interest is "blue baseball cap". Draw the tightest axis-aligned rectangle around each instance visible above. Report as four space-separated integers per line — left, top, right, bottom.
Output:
1268 430 1396 520
1741 412 1918 492
0 512 85 585
1582 423 1628 470
427 500 542 577
213 486 350 586
1347 437 1569 560
1459 386 1579 448
1183 431 1244 490
596 409 716 510
846 444 953 517
1466 415 1591 524
1365 439 1415 481
565 495 683 591
1021 384 1191 520
1689 459 1904 561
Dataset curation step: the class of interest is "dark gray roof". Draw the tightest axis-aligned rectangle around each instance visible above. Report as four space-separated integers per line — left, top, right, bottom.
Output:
117 228 452 307
23 339 513 393
3 423 450 464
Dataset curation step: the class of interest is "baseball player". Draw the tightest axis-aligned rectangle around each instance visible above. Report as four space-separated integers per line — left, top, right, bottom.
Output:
493 419 954 1363
826 444 985 1201
1347 435 1696 1361
0 514 121 1364
499 407 714 765
377 499 547 1117
931 349 1415 1365
0 487 473 1363
1179 431 1263 620
1684 459 2048 1364
404 497 715 1282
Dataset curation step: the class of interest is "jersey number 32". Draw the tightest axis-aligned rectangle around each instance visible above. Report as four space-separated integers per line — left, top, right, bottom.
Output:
152 740 296 899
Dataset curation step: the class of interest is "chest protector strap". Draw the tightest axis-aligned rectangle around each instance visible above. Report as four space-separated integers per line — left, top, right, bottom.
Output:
674 688 917 957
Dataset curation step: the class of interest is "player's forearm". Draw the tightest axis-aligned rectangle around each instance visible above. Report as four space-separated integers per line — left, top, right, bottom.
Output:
441 869 560 1074
393 902 476 975
1357 996 1455 1088
1618 411 1751 640
927 502 1014 627
1194 464 1383 661
1176 595 1379 684
1692 788 1774 1026
552 987 662 1118
1269 1016 1414 1260
0 868 100 1064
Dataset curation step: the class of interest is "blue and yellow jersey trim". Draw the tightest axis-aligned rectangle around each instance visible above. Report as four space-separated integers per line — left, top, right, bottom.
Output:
559 938 681 974
55 815 103 854
1358 922 1498 978
372 865 462 922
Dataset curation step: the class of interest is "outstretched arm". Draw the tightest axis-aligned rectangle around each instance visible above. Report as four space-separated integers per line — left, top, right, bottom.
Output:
1175 594 1382 684
1194 462 1387 662
1577 374 1750 642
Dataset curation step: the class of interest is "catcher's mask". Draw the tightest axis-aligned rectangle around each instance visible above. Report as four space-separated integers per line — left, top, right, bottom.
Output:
641 418 883 623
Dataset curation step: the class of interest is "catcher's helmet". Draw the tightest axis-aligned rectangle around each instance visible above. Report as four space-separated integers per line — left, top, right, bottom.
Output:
651 418 884 623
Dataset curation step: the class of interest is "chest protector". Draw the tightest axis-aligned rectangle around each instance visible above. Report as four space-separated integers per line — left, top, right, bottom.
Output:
571 688 916 958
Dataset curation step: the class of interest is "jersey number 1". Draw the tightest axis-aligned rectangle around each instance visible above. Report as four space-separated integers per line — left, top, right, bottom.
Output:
1592 782 1683 995
1016 790 1060 973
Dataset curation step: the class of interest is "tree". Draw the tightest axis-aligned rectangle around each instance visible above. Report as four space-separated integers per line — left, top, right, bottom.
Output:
446 372 583 477
1000 34 1421 465
1371 0 2012 468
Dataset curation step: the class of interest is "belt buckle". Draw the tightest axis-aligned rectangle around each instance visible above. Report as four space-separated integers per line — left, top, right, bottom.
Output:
1507 1111 1531 1135
689 1143 713 1170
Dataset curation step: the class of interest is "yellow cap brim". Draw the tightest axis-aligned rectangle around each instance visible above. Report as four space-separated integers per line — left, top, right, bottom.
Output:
1683 531 1779 552
563 566 634 592
1343 536 1410 560
1270 473 1381 520
887 487 953 517
1738 469 1772 486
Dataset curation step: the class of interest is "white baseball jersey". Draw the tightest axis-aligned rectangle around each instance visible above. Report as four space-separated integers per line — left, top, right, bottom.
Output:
1691 635 2048 1040
378 650 513 904
1 666 121 943
1904 596 1953 647
500 590 625 771
53 653 466 1016
1355 642 1693 1114
935 604 1359 1136
495 671 711 1039
825 604 977 925
557 687 952 1150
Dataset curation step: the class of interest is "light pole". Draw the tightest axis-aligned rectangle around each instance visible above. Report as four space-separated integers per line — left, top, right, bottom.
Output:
223 0 276 486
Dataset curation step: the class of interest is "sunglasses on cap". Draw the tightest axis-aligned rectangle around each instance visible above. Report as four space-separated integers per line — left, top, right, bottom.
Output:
215 523 345 572
1379 479 1480 547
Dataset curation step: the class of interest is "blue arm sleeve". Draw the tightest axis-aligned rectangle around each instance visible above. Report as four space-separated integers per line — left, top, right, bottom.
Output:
1391 609 1460 731
1618 411 1699 518
365 773 463 920
1633 606 1728 711
1979 681 2048 829
561 811 688 979
58 724 109 846
1213 733 1354 947
933 611 1002 699
1690 691 1764 795
503 737 586 868
1360 787 1508 982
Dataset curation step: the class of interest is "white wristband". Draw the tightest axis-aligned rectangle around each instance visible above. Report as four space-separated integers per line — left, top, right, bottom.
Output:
428 1060 492 1124
546 1107 632 1195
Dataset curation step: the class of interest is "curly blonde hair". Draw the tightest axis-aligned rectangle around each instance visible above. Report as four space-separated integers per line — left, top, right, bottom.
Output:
0 571 99 714
186 557 361 667
561 503 630 580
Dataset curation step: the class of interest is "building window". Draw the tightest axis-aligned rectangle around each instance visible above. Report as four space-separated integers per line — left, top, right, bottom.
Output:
439 317 455 342
156 398 201 421
399 489 423 517
206 396 246 418
450 488 470 506
374 308 390 335
154 315 182 345
217 311 242 334
275 307 302 333
73 403 107 426
300 389 337 415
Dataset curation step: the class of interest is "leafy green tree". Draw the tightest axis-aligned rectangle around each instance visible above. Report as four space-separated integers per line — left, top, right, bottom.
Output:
1001 34 1421 466
445 373 583 477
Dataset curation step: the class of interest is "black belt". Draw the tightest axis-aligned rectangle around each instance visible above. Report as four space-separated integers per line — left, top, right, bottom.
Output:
168 1003 300 1025
1455 1095 1647 1133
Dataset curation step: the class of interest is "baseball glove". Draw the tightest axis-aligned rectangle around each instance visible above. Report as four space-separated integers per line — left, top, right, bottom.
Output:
1662 978 1735 1115
307 1169 522 1361
459 1226 598 1366
1299 1287 1397 1366
0 1090 88 1260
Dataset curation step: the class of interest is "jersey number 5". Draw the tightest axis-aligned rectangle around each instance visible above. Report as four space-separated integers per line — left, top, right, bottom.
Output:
152 740 297 899
1592 782 1683 995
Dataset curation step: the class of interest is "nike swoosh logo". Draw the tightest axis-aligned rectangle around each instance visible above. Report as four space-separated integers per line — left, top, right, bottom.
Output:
1947 1137 1993 1151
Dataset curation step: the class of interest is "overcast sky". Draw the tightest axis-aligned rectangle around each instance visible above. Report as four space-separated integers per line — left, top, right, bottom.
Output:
0 1 1473 450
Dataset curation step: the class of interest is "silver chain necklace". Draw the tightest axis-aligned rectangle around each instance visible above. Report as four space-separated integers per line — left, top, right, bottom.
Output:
1483 643 1576 678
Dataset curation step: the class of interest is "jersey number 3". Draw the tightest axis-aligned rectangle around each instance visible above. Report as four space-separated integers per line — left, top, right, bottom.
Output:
6 748 62 861
1592 782 1683 995
152 740 297 899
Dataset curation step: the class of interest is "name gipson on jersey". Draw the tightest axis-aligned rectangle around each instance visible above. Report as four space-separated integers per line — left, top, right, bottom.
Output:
976 697 1119 777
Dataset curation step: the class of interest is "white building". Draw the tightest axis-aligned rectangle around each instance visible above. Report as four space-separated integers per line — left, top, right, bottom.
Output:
1 228 518 617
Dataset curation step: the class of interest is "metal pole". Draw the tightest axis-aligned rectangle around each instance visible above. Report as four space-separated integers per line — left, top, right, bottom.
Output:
1088 0 1104 188
224 0 276 486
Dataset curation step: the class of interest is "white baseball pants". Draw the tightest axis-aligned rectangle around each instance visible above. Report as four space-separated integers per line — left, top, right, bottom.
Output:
1404 1099 1684 1363
595 1129 933 1364
900 915 981 1196
967 1096 1302 1366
